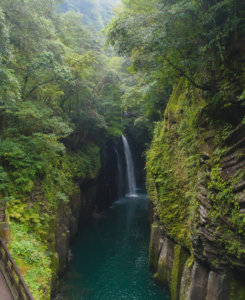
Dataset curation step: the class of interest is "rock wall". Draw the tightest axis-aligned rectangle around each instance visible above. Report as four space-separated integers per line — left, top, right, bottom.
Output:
53 140 118 294
55 186 81 277
146 78 245 300
149 225 245 300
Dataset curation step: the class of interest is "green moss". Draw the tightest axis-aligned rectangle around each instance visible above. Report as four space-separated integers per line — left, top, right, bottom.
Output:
9 221 52 300
66 143 101 181
170 245 189 300
166 77 205 119
146 78 204 248
153 272 159 280
179 258 193 300
2 140 101 298
149 225 160 271
157 256 169 288
50 252 59 293
147 75 245 272
230 273 245 300
205 140 245 261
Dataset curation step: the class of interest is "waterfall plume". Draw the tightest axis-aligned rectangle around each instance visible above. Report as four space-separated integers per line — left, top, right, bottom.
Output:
122 135 137 197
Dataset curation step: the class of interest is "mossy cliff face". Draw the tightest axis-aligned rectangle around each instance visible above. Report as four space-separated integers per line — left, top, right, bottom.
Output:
6 140 118 299
146 78 245 299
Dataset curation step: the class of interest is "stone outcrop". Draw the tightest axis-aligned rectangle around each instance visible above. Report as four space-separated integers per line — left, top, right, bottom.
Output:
193 121 245 273
149 225 245 300
55 186 81 276
54 179 117 280
53 141 118 295
147 79 245 300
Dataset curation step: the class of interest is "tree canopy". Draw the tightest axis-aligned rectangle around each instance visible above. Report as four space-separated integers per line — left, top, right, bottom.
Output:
107 0 245 119
0 1 125 296
61 0 121 29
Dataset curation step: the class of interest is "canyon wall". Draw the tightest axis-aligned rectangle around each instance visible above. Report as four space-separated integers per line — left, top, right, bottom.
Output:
53 140 118 293
146 78 245 300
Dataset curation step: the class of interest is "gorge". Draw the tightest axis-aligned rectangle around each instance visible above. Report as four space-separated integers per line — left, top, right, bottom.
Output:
57 137 169 299
0 0 244 299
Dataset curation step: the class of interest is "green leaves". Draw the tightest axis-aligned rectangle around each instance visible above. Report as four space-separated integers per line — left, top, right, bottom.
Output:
0 0 129 298
67 144 101 181
12 101 72 138
0 8 20 107
107 0 245 121
0 166 9 193
9 221 52 299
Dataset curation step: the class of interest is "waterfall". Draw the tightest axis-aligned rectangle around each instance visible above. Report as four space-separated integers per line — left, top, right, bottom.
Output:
122 135 137 197
115 148 123 197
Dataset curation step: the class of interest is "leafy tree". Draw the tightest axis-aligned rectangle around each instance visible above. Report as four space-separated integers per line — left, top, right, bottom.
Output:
61 0 121 29
0 8 20 104
107 0 245 116
0 1 125 296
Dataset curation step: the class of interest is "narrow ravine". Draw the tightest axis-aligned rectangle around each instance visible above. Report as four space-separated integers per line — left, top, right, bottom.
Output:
56 136 170 299
57 192 170 300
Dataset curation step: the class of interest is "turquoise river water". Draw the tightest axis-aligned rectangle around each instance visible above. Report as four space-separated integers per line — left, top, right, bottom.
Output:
58 192 170 300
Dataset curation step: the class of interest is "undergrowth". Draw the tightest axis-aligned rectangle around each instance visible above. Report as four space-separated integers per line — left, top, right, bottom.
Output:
9 221 52 299
146 79 204 249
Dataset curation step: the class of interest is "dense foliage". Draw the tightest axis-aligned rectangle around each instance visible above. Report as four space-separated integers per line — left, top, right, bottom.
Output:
61 0 121 29
107 0 245 119
1 0 245 297
107 0 245 286
146 79 204 249
0 0 124 297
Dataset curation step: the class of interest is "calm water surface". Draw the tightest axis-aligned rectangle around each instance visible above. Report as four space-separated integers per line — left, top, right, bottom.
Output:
58 192 170 300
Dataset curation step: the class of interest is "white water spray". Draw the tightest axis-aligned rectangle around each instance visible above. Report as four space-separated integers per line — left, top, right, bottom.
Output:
122 135 137 197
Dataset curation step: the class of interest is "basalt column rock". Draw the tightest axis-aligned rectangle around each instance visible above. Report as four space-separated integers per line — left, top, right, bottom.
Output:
55 187 81 276
194 122 245 272
188 262 209 300
149 226 239 300
206 271 231 300
147 79 245 300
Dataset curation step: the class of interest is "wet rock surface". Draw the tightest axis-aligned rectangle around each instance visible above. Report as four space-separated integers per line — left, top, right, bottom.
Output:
195 123 245 272
149 226 245 300
147 85 245 299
